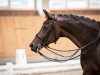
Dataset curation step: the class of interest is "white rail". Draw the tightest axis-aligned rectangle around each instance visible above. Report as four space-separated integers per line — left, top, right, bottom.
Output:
0 60 82 75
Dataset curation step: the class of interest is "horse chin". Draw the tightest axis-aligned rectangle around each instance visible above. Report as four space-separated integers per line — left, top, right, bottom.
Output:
31 48 37 53
31 42 49 53
37 45 43 52
31 47 42 53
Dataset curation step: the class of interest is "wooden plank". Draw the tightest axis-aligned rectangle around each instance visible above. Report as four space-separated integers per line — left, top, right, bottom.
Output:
0 19 5 57
0 10 38 16
50 9 100 15
0 17 18 57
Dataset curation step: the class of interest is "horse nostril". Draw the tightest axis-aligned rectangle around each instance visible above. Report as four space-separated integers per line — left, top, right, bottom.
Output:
29 43 33 47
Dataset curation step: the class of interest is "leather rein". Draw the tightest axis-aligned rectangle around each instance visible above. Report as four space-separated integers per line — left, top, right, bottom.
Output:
36 17 100 62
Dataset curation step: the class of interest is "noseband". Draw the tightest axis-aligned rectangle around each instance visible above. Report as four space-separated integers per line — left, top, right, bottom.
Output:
36 15 100 62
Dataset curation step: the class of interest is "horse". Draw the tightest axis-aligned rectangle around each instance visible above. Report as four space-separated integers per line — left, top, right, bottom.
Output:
29 10 100 75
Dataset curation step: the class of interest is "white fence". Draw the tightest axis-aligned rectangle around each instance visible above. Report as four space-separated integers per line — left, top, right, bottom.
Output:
0 60 82 75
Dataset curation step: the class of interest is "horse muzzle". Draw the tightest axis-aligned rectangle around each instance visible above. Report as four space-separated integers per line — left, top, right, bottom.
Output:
29 43 43 53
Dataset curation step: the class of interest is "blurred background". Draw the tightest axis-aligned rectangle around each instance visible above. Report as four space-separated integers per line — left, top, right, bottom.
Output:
0 0 100 75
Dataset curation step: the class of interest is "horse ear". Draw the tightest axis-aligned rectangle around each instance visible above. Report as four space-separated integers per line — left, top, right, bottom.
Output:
43 9 52 19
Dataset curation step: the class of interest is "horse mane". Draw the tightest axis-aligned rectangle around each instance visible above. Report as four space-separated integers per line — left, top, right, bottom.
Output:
56 14 99 25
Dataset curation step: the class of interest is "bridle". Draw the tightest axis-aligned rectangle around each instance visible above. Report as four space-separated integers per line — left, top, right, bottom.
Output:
36 16 100 62
36 20 57 50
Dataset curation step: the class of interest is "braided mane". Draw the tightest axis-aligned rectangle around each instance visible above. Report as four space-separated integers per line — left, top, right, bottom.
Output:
56 14 99 25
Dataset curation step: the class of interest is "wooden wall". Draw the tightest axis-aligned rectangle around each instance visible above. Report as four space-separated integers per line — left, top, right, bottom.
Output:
0 10 38 16
0 15 100 58
0 16 45 58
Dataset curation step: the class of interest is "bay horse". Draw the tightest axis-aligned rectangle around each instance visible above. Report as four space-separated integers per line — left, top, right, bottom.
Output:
30 10 100 75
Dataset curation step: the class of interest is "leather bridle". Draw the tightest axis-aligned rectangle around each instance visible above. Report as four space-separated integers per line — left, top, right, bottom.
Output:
36 20 57 50
36 16 100 62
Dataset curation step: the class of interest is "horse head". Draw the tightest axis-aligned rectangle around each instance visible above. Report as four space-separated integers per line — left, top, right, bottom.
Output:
30 10 61 52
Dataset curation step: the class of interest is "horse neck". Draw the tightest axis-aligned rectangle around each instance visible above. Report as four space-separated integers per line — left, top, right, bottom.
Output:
60 17 99 48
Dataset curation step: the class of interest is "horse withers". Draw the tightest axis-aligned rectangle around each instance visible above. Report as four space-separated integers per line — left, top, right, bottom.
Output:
30 10 100 75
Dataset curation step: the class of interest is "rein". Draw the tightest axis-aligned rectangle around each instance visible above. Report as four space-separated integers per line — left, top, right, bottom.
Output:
36 17 100 62
38 35 99 62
